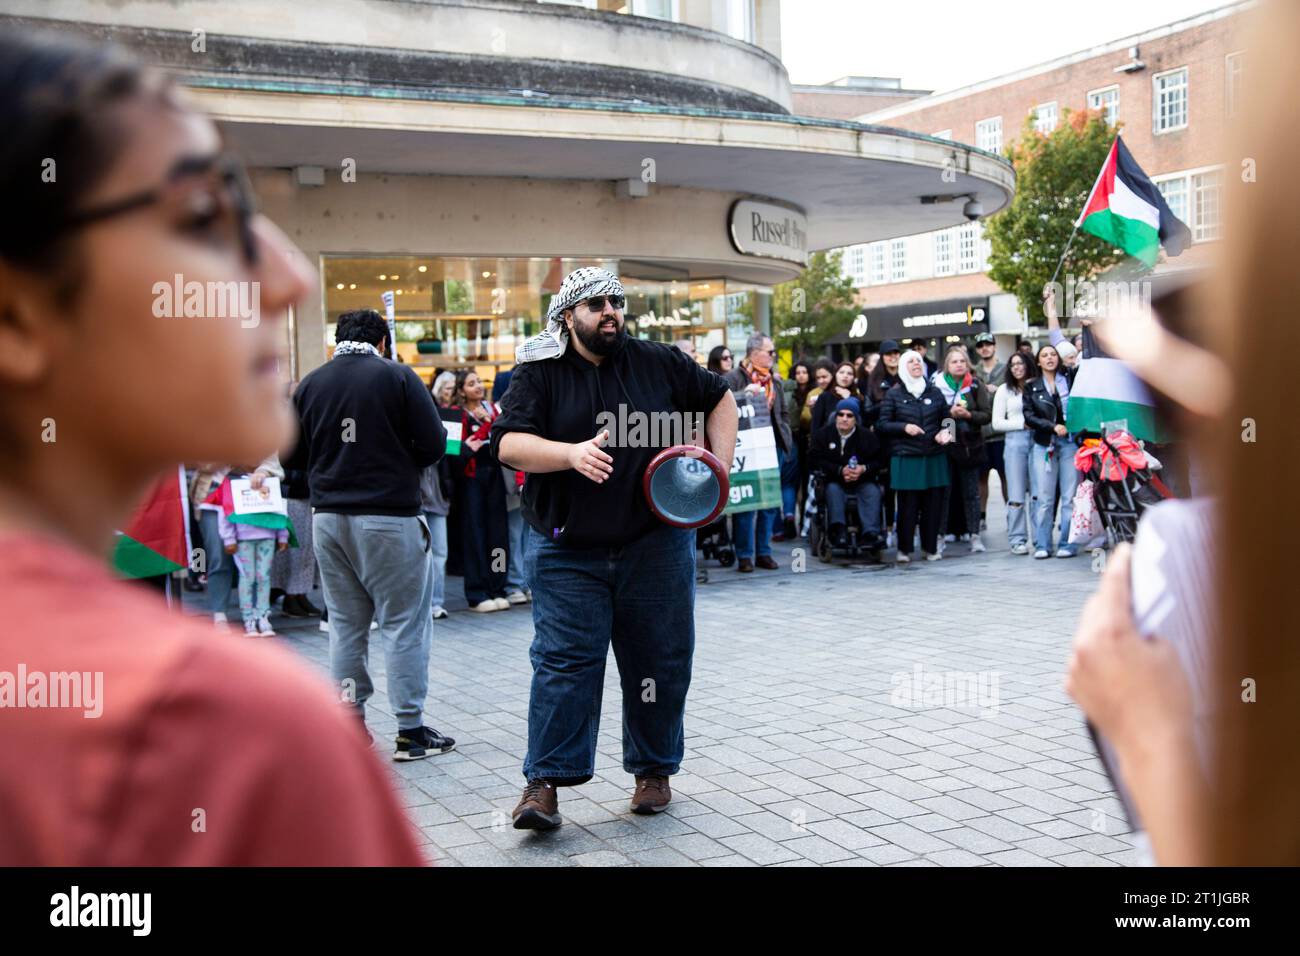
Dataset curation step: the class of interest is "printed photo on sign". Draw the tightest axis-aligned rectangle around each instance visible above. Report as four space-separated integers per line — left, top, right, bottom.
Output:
229 477 287 516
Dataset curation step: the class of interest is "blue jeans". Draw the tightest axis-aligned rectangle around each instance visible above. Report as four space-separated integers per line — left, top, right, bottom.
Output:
1003 430 1033 546
779 443 798 520
521 523 696 784
505 506 527 593
314 513 432 730
198 509 235 614
732 507 775 559
1030 435 1079 552
423 511 448 609
824 481 883 536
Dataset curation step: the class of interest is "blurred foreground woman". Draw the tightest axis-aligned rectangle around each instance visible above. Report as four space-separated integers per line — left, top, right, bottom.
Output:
0 32 422 864
1067 0 1300 865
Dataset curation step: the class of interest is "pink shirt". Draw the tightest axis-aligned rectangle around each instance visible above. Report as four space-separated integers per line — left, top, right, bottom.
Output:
0 534 425 866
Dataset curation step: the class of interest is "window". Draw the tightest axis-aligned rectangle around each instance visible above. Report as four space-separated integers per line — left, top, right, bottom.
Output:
1032 102 1057 134
723 0 755 43
890 240 907 283
845 245 867 286
869 243 886 285
957 223 980 273
1154 67 1189 133
1193 170 1222 241
1088 85 1120 126
1226 52 1245 118
1156 175 1188 224
933 230 954 277
932 129 952 140
975 117 1002 153
1156 168 1223 244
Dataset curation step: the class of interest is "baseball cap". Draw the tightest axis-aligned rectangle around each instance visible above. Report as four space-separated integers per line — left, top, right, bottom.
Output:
974 332 995 345
879 339 901 354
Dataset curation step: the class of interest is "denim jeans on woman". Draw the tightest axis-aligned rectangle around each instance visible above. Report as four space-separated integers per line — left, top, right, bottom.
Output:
423 511 448 609
1030 434 1080 552
521 523 696 784
1002 430 1033 547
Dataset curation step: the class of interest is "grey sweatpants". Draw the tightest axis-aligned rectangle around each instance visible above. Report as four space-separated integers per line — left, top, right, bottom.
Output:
313 512 433 730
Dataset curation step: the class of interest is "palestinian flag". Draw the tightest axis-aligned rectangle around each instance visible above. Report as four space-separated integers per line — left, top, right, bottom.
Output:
439 407 464 456
204 477 298 547
1066 327 1167 443
724 392 782 515
112 465 191 578
1077 137 1191 267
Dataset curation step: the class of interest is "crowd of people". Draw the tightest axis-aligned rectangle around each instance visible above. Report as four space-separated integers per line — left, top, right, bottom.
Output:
4 12 1299 868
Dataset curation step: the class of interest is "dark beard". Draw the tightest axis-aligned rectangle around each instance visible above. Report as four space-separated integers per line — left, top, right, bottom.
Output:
573 317 626 356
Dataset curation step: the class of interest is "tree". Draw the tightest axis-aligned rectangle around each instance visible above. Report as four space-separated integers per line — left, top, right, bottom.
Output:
985 109 1125 324
771 249 858 355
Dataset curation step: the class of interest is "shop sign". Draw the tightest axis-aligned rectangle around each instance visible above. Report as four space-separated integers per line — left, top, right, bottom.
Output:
728 199 809 266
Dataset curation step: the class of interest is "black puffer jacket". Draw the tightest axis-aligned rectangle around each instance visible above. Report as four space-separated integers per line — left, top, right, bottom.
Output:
877 382 950 458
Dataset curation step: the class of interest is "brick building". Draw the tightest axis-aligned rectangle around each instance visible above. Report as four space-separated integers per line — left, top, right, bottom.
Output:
821 2 1250 359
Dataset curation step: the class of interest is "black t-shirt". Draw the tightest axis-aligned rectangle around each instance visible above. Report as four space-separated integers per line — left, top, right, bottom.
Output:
490 338 728 548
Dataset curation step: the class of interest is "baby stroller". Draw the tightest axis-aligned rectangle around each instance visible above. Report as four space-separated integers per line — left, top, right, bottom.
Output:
695 515 735 583
1073 430 1175 546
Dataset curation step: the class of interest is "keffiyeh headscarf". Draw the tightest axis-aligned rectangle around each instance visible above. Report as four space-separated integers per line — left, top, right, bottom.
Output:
516 267 625 363
898 349 927 398
333 340 381 358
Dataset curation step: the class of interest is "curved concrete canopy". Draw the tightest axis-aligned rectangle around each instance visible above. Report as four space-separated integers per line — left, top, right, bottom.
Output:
191 82 1015 257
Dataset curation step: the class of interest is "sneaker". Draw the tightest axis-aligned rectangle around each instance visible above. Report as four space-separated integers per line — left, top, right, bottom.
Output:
925 551 943 561
243 619 259 637
212 612 228 626
370 620 379 630
257 614 276 637
1055 547 1078 558
885 530 896 549
944 534 957 543
1010 542 1030 555
393 726 456 762
969 535 986 553
505 591 529 605
631 775 672 814
432 605 449 620
319 620 331 632
1033 549 1051 559
472 600 498 613
895 552 911 564
492 597 511 610
512 779 562 830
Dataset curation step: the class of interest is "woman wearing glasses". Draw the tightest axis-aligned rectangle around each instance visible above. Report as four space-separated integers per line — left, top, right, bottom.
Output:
707 345 733 377
0 32 423 864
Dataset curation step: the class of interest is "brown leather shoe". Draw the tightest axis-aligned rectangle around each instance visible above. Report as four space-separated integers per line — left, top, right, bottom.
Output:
631 775 672 814
755 555 779 570
512 779 562 830
737 558 754 573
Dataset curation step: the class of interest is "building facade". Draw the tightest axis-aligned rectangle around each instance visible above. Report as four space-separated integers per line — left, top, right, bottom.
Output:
829 2 1248 360
9 0 1014 389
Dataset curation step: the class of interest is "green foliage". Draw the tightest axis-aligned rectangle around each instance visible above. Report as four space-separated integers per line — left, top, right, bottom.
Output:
985 109 1125 324
771 249 858 354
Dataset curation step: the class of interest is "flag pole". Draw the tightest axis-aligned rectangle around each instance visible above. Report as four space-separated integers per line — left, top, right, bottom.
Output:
1049 219 1082 287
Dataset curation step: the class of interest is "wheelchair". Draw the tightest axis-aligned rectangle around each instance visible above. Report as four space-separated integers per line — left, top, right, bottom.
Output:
806 471 885 564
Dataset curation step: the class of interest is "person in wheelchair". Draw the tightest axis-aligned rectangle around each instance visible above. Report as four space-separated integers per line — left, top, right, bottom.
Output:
810 399 887 550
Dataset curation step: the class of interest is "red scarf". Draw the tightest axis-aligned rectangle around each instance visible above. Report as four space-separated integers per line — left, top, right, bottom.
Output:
462 404 496 478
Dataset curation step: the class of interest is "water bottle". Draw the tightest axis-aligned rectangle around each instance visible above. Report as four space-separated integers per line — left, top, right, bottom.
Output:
848 455 859 470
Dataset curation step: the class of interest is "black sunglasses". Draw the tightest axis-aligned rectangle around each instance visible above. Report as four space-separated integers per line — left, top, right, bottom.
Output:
581 294 625 312
58 153 259 266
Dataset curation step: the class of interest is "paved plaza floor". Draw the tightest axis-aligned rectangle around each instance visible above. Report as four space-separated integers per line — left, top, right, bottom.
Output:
197 495 1138 867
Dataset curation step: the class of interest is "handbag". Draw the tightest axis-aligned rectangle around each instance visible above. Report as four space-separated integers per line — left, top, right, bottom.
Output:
1069 479 1103 545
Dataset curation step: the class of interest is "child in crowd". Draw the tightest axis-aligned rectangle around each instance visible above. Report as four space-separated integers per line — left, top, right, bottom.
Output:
218 472 289 636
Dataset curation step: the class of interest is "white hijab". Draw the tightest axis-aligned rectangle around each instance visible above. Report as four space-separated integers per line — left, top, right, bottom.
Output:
897 349 927 398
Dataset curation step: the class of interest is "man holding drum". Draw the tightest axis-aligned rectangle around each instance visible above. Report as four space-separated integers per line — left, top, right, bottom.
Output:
492 267 738 829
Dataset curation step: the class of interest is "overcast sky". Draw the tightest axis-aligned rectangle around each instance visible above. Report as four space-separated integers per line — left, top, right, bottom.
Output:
780 0 1236 92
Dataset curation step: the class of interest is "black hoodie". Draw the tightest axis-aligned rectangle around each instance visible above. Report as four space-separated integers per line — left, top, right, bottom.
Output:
490 337 728 548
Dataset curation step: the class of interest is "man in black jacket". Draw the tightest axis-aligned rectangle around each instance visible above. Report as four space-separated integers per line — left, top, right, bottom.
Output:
286 309 452 761
493 267 737 829
811 398 886 546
